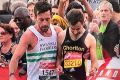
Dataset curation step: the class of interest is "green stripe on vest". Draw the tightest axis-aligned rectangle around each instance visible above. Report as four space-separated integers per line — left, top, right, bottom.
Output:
27 56 56 62
27 50 56 56
27 50 56 62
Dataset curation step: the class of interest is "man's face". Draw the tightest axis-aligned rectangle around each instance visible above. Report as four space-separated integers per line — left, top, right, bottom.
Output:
35 10 51 33
70 22 83 37
27 4 35 21
13 14 28 30
52 8 58 16
99 4 112 22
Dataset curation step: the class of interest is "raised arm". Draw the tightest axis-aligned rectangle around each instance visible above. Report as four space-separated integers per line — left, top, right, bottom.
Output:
58 0 68 18
79 0 93 22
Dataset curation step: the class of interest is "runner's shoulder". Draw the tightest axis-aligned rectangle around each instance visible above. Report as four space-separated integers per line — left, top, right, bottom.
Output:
52 24 63 34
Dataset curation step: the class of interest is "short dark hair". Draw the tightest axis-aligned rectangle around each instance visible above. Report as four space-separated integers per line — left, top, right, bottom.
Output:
66 1 84 15
0 23 15 42
66 9 84 26
34 1 52 17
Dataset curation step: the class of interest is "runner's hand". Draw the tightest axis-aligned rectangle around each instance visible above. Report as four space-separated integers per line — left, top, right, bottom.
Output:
56 65 64 75
83 53 90 59
89 67 97 76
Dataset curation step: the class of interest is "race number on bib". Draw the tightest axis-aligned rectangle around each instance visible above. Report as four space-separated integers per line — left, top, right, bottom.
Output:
39 69 56 76
64 59 82 68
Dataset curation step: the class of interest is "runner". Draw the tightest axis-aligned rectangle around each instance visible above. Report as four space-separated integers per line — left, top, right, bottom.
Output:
9 1 63 80
57 9 97 80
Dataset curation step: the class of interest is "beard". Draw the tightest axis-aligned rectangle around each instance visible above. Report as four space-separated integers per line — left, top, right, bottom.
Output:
40 25 49 32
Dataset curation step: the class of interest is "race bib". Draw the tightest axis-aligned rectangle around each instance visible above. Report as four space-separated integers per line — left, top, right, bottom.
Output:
64 52 82 68
39 69 56 76
64 59 82 68
39 62 57 76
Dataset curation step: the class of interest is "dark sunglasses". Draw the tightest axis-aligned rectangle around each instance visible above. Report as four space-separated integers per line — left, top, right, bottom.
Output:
0 31 7 35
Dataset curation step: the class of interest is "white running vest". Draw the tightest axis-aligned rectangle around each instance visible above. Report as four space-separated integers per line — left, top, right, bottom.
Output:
26 25 58 80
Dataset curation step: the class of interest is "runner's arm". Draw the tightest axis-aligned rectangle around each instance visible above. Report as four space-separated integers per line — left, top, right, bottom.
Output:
89 34 98 76
56 31 65 73
54 25 63 35
9 31 31 79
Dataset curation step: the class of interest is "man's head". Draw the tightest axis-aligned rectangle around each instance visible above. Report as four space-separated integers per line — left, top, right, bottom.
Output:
98 1 113 23
13 7 32 31
67 9 84 26
52 4 58 16
66 9 84 36
0 23 15 42
27 1 35 21
34 1 52 17
34 1 52 33
66 1 84 16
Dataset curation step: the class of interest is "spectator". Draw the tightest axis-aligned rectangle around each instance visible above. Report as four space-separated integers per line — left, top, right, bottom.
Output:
13 6 34 76
27 1 35 22
51 15 68 30
0 23 16 67
89 1 119 59
13 7 33 31
51 4 68 30
9 19 20 42
52 4 59 16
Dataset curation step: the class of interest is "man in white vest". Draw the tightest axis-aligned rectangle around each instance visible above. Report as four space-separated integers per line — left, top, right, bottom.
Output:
9 1 63 80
